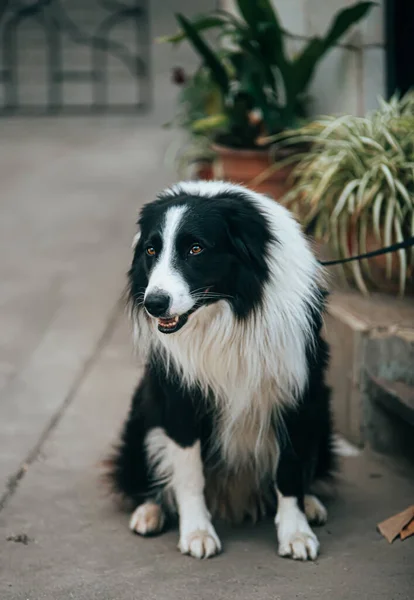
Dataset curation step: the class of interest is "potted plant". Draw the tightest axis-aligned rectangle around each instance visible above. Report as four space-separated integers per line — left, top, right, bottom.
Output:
164 66 220 180
267 92 414 296
160 0 374 198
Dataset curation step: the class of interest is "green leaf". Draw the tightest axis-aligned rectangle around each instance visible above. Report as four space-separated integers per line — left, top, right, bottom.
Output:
348 191 356 214
384 197 395 278
237 0 292 96
191 114 228 133
231 46 276 101
393 217 407 296
338 212 368 292
372 192 384 243
330 210 341 252
331 179 360 220
411 212 414 265
359 211 374 281
290 38 325 96
310 162 340 202
356 170 372 208
381 127 403 153
157 15 229 44
291 2 375 95
324 2 376 49
175 14 229 94
395 179 412 211
236 0 281 34
380 163 396 195
229 51 281 133
359 136 384 151
349 215 369 295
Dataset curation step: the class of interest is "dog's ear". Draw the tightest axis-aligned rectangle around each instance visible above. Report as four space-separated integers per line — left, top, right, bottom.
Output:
225 206 271 273
225 221 252 264
131 230 141 250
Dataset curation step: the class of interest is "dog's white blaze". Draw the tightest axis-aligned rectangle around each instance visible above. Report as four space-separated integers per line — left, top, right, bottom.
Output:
135 182 324 478
145 205 194 316
145 428 221 558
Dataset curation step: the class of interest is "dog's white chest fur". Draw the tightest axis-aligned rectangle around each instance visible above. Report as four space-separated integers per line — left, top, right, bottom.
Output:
216 391 280 476
149 302 289 475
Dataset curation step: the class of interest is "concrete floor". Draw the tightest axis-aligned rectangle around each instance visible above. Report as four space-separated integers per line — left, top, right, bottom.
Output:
1 313 413 600
0 1 413 598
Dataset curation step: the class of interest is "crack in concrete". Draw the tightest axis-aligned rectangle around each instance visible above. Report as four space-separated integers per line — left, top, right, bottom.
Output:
0 298 123 513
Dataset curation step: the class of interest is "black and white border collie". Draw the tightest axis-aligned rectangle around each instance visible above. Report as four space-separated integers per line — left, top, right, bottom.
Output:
109 181 334 561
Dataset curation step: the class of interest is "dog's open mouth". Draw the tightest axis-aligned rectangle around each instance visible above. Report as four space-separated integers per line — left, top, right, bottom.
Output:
158 315 181 333
155 288 212 335
157 313 190 334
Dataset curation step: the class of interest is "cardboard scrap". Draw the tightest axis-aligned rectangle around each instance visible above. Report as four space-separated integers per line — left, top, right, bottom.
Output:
400 517 414 541
377 505 414 543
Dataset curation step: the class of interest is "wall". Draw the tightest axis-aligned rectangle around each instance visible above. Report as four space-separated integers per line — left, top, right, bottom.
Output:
220 0 385 116
0 0 216 113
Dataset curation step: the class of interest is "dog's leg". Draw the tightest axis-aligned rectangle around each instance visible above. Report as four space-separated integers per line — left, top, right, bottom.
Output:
172 439 221 559
146 429 221 559
275 453 320 561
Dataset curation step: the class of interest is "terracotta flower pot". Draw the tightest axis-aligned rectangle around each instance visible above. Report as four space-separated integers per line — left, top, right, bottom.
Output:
211 143 296 200
194 160 214 181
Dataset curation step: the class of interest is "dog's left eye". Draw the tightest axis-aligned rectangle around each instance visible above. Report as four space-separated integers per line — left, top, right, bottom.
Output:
189 244 203 256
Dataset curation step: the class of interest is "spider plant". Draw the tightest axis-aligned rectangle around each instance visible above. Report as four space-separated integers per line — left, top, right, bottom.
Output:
267 92 414 296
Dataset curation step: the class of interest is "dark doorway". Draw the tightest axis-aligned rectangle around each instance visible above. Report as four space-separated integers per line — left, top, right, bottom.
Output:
385 0 414 97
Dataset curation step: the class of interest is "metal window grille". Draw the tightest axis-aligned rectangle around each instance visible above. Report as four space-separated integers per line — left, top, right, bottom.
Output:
0 0 151 115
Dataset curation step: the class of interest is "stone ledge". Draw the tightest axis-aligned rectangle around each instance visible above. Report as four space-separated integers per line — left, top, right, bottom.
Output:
367 374 414 427
324 290 414 455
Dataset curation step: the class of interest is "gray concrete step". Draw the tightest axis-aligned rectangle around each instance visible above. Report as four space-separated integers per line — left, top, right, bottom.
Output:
325 290 414 459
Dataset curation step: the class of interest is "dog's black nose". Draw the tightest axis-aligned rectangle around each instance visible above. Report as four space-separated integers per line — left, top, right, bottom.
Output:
144 291 171 317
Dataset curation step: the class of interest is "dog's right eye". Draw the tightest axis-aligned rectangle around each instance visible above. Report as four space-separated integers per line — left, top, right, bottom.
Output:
189 244 203 256
146 247 156 257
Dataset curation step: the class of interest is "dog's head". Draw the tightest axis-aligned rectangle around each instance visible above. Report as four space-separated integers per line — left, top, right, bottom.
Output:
128 182 273 334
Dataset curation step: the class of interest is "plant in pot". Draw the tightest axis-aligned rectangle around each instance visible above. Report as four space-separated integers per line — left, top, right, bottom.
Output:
160 0 374 198
164 66 222 180
266 92 414 296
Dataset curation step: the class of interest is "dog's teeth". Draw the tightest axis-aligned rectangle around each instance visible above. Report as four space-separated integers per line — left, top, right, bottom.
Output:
159 316 179 329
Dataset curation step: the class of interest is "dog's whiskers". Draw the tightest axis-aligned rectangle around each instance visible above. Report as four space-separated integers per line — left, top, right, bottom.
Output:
191 290 234 301
192 295 234 302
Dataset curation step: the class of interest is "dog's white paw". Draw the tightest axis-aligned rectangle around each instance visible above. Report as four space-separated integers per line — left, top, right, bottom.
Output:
304 495 327 525
278 525 320 560
179 523 221 559
129 502 165 536
275 496 320 561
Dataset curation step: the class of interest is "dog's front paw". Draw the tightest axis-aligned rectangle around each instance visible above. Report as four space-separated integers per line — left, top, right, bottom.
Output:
129 502 165 536
277 526 320 560
276 499 320 561
304 494 328 525
179 524 221 559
